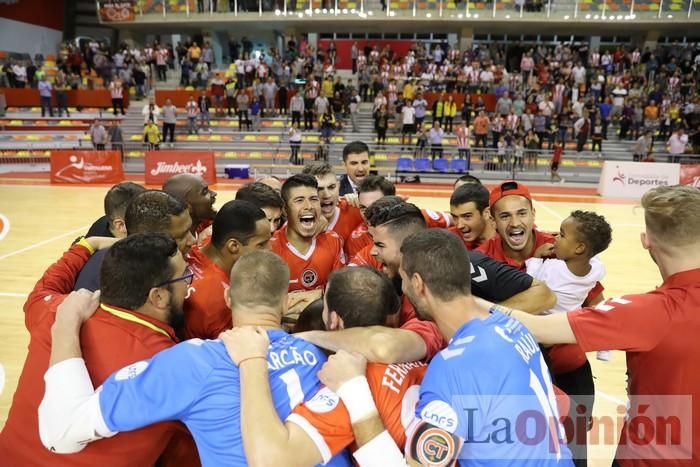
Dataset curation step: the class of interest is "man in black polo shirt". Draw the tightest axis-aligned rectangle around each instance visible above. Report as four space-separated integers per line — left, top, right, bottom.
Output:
85 182 146 238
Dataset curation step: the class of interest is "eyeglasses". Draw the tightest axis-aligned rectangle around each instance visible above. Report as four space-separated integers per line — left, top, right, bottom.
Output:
156 267 194 288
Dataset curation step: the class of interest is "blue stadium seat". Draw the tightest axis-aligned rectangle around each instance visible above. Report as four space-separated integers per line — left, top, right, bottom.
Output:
415 158 431 171
433 159 449 173
452 158 468 173
396 157 413 171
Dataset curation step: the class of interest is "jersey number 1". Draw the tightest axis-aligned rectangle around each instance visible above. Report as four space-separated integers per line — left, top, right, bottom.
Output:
280 369 304 410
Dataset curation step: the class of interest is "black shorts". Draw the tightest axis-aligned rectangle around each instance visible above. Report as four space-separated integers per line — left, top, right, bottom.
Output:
402 124 415 134
551 161 559 171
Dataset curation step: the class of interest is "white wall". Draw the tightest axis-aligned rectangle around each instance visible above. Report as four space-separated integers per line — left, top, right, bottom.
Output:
0 17 62 57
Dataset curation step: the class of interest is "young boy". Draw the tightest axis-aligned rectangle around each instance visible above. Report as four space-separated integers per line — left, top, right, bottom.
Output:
551 141 564 183
525 210 612 361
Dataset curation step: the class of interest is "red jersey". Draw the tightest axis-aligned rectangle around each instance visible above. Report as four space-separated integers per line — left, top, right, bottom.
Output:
287 362 427 462
421 208 452 229
399 295 446 362
345 223 372 259
476 229 555 271
447 225 482 250
0 245 199 467
327 199 363 243
271 227 345 292
183 245 231 340
349 243 383 270
568 268 700 467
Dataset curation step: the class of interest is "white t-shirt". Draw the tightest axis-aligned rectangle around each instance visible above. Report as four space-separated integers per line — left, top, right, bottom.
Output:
402 106 416 125
525 257 605 314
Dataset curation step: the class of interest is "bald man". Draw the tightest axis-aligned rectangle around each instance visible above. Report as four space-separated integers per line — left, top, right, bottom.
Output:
163 174 218 235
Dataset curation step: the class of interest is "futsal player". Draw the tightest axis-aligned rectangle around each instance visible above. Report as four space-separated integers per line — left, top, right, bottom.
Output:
448 182 497 250
235 181 285 233
345 175 396 259
162 173 217 236
183 200 271 339
85 181 146 238
39 251 335 467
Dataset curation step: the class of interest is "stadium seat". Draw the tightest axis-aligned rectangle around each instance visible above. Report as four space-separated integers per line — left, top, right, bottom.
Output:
396 157 413 171
452 158 468 173
415 158 431 171
433 159 449 172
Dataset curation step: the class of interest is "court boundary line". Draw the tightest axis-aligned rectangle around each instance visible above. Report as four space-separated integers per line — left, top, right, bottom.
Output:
0 225 88 262
0 292 28 298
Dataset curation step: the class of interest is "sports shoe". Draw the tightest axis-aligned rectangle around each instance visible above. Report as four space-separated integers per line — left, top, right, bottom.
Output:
596 350 612 361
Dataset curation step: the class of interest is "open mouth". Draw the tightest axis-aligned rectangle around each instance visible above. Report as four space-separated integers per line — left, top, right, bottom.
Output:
320 200 335 215
460 229 475 241
507 228 526 246
299 213 316 229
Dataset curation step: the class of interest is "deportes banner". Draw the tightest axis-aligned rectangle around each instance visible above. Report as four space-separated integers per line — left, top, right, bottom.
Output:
597 161 680 199
99 1 136 22
680 164 700 188
50 150 124 184
145 151 217 185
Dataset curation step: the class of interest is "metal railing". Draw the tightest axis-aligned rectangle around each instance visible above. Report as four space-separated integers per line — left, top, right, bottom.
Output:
96 0 697 20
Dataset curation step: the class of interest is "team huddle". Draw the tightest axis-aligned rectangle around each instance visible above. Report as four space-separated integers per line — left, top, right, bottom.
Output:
0 140 698 467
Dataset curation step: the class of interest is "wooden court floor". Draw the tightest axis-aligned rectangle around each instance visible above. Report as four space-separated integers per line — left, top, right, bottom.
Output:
0 181 661 465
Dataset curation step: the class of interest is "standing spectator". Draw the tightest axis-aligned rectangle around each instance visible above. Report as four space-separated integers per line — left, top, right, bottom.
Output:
491 114 504 149
202 42 214 70
54 71 70 117
290 91 304 127
278 80 288 116
667 128 688 163
188 42 202 65
591 115 604 158
161 99 177 147
525 129 540 169
12 60 27 88
108 120 124 160
250 96 262 131
633 130 653 162
210 74 226 117
473 110 490 149
38 76 53 117
400 99 416 149
550 141 563 183
225 77 238 117
349 89 361 133
109 79 125 116
574 111 591 153
186 95 199 135
90 120 108 150
432 93 445 126
532 111 547 149
237 90 250 131
141 98 161 125
412 93 428 129
133 65 147 100
314 92 330 123
288 123 302 165
374 106 388 147
143 119 161 150
262 77 278 116
198 92 212 133
455 120 471 166
156 46 168 81
428 121 444 160
443 95 457 133
319 111 335 142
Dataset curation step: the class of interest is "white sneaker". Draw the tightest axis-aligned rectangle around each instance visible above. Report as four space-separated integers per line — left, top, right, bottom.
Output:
596 350 612 361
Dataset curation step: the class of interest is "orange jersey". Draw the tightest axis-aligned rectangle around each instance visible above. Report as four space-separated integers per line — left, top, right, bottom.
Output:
183 246 231 340
271 227 345 291
327 199 363 243
287 362 427 463
345 223 372 259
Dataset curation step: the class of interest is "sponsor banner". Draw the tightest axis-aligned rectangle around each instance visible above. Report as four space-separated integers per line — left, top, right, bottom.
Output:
597 161 680 199
680 164 700 189
99 1 135 22
145 151 217 185
50 150 124 184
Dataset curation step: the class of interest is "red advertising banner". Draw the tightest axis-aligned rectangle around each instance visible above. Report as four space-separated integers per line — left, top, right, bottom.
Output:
680 164 700 189
99 1 136 22
145 151 217 185
50 150 124 184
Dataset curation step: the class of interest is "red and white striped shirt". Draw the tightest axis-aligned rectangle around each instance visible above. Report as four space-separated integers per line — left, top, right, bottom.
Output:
590 52 600 67
631 51 640 64
456 126 470 149
506 113 520 131
554 83 567 102
356 55 367 70
469 69 480 85
668 76 680 90
109 81 123 99
387 83 398 103
306 80 319 99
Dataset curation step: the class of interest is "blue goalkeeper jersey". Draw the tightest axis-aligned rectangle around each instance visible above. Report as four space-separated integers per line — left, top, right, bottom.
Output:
97 329 342 466
415 311 573 466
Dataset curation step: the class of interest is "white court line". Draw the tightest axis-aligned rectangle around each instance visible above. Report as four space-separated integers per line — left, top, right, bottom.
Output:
0 292 28 298
596 390 627 406
532 199 565 221
0 213 9 241
0 225 88 261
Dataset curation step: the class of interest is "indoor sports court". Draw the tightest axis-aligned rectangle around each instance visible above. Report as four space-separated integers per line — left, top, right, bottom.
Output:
0 174 655 466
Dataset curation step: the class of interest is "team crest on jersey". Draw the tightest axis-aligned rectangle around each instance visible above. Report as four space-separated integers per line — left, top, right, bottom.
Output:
305 387 340 413
424 209 441 221
301 268 318 287
114 361 149 381
414 426 457 467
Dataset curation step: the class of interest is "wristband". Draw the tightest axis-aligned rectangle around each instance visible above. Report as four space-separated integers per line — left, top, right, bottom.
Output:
75 237 95 255
237 356 267 367
336 376 376 423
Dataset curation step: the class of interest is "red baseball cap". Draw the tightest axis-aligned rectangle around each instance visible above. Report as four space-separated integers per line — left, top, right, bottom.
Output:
489 181 532 208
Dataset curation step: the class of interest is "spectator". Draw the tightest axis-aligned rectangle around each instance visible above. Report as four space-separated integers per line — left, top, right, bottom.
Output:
186 95 199 135
262 77 278 116
290 91 304 128
225 77 237 117
667 128 688 163
211 74 226 117
374 106 388 147
237 90 250 131
198 92 212 133
54 71 70 117
574 111 591 153
108 120 124 160
633 130 653 162
400 99 416 149
161 99 177 147
38 76 53 118
250 95 262 132
288 123 302 165
142 98 161 125
428 120 445 160
109 79 125 116
143 119 161 150
90 120 108 150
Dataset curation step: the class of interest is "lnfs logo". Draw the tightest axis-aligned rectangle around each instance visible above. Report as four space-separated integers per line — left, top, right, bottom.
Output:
612 166 626 186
